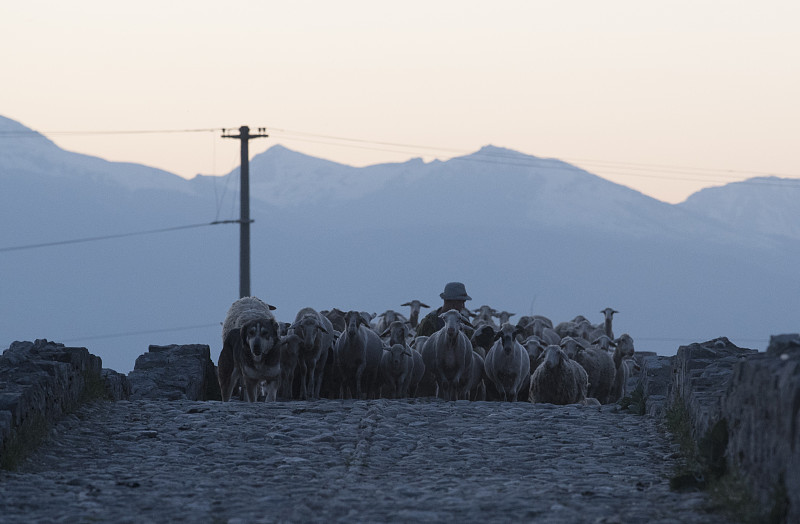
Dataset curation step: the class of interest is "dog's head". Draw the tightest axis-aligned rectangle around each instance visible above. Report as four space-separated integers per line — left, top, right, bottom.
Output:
240 318 280 362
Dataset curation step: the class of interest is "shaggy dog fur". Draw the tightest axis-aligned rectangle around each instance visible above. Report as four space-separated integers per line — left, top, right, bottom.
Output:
218 297 281 402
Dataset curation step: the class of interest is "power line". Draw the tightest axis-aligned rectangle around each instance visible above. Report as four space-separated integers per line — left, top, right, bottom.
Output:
268 127 800 180
0 127 221 137
60 322 221 343
3 124 798 185
0 221 243 253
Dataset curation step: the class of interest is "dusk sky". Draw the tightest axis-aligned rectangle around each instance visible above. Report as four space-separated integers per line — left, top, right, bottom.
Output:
2 0 798 203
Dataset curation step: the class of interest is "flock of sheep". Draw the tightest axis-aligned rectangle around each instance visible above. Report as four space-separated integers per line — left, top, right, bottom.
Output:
219 297 637 405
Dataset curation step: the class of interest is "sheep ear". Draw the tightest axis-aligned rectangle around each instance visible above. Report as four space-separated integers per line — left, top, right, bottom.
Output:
267 303 277 310
380 327 391 337
420 303 430 309
401 302 411 307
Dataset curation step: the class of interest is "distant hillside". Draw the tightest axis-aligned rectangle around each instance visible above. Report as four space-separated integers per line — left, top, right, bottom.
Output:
1 115 798 373
678 177 800 241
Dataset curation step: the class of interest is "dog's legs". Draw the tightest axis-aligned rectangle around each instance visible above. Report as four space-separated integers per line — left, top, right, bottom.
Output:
222 368 240 402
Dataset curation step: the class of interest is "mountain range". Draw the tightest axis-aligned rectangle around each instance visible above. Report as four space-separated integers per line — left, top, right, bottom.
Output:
1 115 798 373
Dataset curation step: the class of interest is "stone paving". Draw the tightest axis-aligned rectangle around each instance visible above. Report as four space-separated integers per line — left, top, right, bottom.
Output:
0 398 728 523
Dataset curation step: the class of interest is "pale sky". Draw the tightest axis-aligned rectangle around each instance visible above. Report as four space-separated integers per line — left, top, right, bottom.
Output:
2 0 799 203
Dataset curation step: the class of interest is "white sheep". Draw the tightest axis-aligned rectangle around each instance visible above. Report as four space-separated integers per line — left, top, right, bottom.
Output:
420 309 475 400
529 345 588 405
600 307 618 339
484 323 530 402
291 307 335 400
380 343 415 398
496 310 515 325
473 305 499 330
573 343 617 404
335 310 384 399
609 333 636 402
401 300 431 329
374 309 408 335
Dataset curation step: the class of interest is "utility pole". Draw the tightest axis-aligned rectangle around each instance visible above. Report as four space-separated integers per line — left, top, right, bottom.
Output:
222 125 268 298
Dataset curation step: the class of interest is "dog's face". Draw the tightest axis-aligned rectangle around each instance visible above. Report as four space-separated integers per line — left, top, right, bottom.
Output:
241 318 280 362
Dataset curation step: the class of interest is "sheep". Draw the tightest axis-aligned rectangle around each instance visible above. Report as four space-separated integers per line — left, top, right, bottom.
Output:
573 342 617 404
278 332 301 399
218 296 281 402
554 320 582 339
470 324 497 358
380 343 415 398
411 335 429 352
420 309 475 400
401 299 430 329
609 333 636 402
374 309 408 335
600 307 618 339
473 305 499 330
540 326 562 346
559 336 586 359
335 310 384 399
522 335 546 372
496 310 515 325
380 320 414 347
466 350 487 401
291 307 335 400
379 320 426 397
591 334 617 352
322 308 347 333
484 323 530 402
529 345 588 405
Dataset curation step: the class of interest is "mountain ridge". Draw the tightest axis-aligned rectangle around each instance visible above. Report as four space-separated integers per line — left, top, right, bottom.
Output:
1 115 798 373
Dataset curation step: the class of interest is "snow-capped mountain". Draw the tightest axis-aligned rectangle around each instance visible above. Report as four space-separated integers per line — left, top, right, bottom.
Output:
678 177 800 241
1 115 798 373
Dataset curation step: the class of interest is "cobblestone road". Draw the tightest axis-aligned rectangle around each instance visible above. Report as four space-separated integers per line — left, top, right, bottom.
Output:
0 399 727 523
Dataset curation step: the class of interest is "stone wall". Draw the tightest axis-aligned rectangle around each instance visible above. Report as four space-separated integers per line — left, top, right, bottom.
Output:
0 340 105 468
1 340 218 469
127 344 221 401
668 334 800 523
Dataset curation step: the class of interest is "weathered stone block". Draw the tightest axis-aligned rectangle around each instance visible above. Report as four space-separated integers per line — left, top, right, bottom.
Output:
671 337 756 441
0 339 105 468
127 344 221 401
102 369 131 401
724 343 800 522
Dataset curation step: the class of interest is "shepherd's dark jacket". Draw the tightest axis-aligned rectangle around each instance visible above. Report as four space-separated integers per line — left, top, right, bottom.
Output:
416 308 446 337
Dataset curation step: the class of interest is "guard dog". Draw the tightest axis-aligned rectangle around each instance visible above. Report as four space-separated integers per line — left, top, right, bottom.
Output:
218 297 281 402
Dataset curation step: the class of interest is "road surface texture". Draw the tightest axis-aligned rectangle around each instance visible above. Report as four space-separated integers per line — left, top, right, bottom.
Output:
0 398 727 523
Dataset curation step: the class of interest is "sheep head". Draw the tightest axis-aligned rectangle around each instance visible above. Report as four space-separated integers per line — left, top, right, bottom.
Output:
495 322 523 354
439 309 472 342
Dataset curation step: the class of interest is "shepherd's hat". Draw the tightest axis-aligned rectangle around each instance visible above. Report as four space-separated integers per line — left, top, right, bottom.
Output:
440 282 471 301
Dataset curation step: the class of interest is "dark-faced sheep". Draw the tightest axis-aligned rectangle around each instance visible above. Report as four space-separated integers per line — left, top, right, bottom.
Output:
420 309 475 400
470 324 497 358
484 323 530 402
218 296 281 402
530 345 588 405
335 310 384 399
